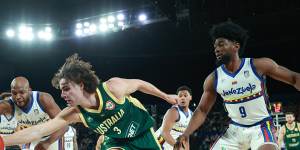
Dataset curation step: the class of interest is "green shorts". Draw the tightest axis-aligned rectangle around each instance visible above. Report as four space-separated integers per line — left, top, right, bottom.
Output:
101 128 162 150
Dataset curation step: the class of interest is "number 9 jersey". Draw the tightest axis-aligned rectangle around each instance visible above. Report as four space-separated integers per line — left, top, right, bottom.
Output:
214 58 271 126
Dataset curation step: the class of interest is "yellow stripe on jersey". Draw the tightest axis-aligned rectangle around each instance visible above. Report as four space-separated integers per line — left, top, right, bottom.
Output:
150 128 162 150
103 82 125 104
82 88 104 113
78 113 89 128
127 96 147 111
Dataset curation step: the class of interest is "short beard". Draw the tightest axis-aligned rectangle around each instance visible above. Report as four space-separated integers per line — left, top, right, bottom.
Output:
216 53 231 66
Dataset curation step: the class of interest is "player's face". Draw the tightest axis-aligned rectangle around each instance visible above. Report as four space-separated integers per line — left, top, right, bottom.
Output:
285 114 295 124
59 78 84 107
177 90 192 107
11 86 31 108
214 38 237 66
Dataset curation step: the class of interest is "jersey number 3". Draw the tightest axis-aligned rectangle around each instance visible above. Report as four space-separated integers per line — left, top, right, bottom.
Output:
239 106 247 118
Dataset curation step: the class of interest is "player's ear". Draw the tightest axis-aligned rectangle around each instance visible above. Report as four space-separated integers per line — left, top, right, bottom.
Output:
79 82 84 90
233 42 240 51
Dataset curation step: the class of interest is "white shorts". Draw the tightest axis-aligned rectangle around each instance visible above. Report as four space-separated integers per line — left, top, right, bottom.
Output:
210 120 279 150
21 138 62 150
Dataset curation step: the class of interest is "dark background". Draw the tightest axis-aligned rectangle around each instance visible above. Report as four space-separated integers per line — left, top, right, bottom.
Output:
0 0 299 109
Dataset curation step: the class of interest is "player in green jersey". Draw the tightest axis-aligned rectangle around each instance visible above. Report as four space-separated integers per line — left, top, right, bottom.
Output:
278 112 300 150
0 53 177 150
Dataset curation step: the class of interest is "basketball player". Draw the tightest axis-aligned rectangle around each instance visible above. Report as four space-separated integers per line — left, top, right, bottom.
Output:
0 92 19 150
156 86 192 150
0 77 66 150
61 126 78 150
278 112 300 150
0 92 17 136
174 21 300 150
0 53 177 150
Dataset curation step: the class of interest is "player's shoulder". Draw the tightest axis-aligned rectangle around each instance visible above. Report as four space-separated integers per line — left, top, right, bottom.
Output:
169 105 179 112
252 57 276 67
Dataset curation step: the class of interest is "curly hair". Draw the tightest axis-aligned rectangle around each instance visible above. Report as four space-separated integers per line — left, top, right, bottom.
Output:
209 21 249 56
52 53 100 94
176 85 192 96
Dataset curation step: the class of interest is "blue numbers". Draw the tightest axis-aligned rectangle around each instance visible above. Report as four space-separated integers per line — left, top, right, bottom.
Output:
239 106 247 118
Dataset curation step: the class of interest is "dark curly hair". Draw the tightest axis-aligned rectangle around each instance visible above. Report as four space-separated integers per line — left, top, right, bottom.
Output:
176 85 192 96
209 21 249 56
52 53 100 94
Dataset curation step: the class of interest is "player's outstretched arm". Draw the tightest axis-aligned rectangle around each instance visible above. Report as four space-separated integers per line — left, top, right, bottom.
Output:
2 107 80 146
254 58 300 91
106 77 177 104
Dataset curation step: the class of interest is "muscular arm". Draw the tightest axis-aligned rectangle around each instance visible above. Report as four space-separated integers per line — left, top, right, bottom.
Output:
254 58 300 91
105 77 176 104
161 108 179 146
39 92 69 145
277 125 286 148
182 73 217 137
3 107 81 146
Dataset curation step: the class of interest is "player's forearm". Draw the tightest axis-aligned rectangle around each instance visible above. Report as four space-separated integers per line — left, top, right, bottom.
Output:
161 131 176 146
44 126 68 145
4 118 66 146
293 72 300 91
138 81 168 100
4 124 49 146
183 107 207 136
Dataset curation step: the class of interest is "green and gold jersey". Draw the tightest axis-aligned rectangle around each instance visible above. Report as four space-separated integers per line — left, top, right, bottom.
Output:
284 123 300 150
78 82 154 139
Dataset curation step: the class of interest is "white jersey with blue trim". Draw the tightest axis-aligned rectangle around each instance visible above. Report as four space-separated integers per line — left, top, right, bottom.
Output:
10 91 50 128
155 105 193 149
215 58 271 126
62 126 77 150
0 111 17 135
171 105 193 134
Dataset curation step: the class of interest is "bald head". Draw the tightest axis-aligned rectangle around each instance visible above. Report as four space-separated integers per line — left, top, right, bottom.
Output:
11 76 30 90
10 76 32 107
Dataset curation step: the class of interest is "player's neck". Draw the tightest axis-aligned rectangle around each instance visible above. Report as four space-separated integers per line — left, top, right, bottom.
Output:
224 56 242 73
180 106 189 112
286 122 295 129
81 92 99 109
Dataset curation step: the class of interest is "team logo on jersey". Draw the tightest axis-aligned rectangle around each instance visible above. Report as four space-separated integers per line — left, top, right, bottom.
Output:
34 109 39 115
105 100 115 110
232 81 238 85
244 70 250 78
87 116 93 122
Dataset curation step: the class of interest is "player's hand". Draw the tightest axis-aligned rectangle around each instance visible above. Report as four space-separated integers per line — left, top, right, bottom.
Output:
174 134 188 150
165 94 178 105
34 141 50 150
0 135 4 150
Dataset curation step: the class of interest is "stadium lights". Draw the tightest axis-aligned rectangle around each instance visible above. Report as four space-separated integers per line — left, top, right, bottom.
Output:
3 4 190 40
5 25 55 42
37 27 53 41
138 14 147 22
6 29 15 38
117 14 125 21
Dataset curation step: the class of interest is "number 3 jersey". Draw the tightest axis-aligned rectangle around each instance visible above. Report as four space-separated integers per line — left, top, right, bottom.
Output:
214 58 271 126
78 82 154 139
